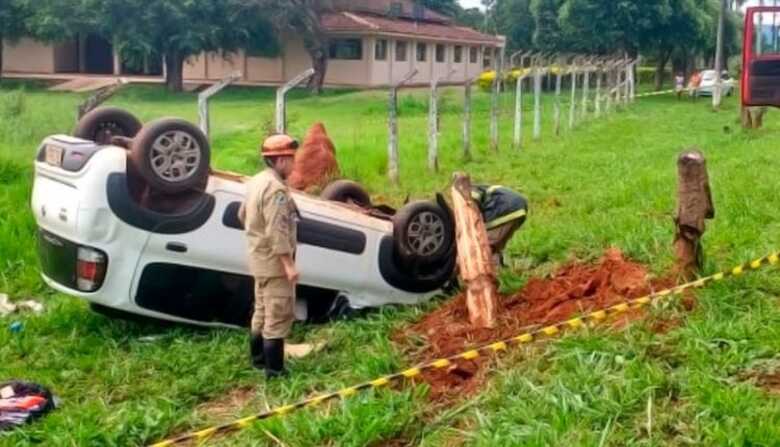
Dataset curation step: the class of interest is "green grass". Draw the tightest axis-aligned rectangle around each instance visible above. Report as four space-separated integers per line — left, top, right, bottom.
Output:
1 79 779 446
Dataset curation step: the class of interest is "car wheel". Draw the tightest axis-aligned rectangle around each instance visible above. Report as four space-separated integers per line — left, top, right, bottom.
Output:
73 107 143 145
320 180 372 207
393 200 454 266
129 118 211 195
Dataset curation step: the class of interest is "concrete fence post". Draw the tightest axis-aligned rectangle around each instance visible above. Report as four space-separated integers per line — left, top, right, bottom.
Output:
428 69 455 172
276 68 315 134
77 78 128 121
594 63 603 118
569 66 578 130
581 59 593 121
387 69 418 185
553 67 564 136
198 71 242 139
532 66 545 140
512 72 528 150
463 76 477 161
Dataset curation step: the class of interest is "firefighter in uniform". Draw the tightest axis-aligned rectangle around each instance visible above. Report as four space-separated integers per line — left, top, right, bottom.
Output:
471 185 529 266
239 134 300 378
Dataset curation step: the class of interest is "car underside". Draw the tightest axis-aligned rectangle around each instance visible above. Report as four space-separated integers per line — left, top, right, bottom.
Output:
32 109 458 327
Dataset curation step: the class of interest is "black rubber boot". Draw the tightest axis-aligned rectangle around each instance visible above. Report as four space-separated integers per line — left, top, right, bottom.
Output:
263 338 287 379
250 333 264 370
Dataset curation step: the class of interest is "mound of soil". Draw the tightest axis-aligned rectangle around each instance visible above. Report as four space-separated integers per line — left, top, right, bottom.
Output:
288 122 340 192
396 248 679 400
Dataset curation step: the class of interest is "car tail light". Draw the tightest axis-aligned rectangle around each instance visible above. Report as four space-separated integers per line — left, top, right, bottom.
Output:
77 247 107 292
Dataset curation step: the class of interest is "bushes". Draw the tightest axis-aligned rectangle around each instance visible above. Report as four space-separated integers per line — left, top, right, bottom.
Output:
477 66 567 92
0 88 27 117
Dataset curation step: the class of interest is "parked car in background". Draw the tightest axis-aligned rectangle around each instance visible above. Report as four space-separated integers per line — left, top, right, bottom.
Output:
32 108 457 328
696 70 736 97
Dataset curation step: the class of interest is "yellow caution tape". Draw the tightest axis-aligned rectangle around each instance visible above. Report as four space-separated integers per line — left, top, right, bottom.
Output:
149 251 779 447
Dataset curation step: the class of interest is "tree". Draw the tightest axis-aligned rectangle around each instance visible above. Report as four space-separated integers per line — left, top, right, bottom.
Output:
419 0 461 16
0 0 28 81
268 0 329 94
530 0 563 53
491 0 535 51
88 0 279 92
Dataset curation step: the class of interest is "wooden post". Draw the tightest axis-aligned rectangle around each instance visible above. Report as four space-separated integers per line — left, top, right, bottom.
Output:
463 77 476 161
533 67 544 140
569 66 578 130
429 69 455 172
741 106 768 129
554 68 563 136
387 69 418 185
198 71 241 138
77 78 128 120
451 172 500 329
674 149 715 280
276 68 315 134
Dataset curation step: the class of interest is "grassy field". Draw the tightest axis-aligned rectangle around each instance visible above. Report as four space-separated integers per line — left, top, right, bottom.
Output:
1 79 779 446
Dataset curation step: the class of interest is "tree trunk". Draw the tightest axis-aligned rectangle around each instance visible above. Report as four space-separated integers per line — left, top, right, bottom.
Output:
451 172 500 329
654 50 670 91
0 33 4 82
674 150 714 280
164 51 184 93
306 46 327 95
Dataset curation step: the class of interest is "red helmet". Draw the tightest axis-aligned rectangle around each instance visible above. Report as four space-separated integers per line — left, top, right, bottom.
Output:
261 134 299 158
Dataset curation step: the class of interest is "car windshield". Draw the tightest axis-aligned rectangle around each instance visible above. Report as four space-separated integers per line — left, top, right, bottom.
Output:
701 71 717 81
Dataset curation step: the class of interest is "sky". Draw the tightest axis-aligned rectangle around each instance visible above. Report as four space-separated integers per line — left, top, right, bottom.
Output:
459 0 485 10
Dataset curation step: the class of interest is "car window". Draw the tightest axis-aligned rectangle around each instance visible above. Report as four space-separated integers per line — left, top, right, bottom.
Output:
702 72 716 81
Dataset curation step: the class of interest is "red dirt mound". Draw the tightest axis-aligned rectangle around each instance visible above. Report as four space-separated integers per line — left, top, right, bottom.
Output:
288 122 340 192
396 248 678 400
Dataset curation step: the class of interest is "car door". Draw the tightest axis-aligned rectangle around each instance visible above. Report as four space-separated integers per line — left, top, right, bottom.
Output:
129 189 254 326
743 7 780 107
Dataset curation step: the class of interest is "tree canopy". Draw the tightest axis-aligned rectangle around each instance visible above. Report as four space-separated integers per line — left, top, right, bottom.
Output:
0 0 29 79
83 0 279 91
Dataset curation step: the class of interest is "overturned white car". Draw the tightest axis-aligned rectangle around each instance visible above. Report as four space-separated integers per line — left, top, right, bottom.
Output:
32 108 456 327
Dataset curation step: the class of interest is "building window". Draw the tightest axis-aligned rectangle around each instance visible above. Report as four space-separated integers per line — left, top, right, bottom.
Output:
329 38 363 60
416 43 427 62
483 47 492 68
470 47 478 63
435 44 446 63
454 45 463 63
396 41 408 62
375 39 388 61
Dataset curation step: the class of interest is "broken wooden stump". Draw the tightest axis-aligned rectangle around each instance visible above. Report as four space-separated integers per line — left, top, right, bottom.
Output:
451 172 500 329
674 149 714 280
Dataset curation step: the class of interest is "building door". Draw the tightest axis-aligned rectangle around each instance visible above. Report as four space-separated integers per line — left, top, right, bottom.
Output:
84 34 114 74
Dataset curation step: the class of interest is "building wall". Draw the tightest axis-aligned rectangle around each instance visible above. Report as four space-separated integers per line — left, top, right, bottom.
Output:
183 54 207 79
2 38 55 74
2 34 498 87
325 36 371 86
246 54 283 83
283 36 311 82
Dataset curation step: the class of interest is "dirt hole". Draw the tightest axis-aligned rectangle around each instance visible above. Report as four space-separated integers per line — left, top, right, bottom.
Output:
395 248 680 401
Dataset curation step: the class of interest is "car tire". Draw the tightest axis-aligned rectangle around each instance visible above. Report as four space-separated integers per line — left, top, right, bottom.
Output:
129 118 211 195
320 180 372 207
393 200 454 266
73 107 143 145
